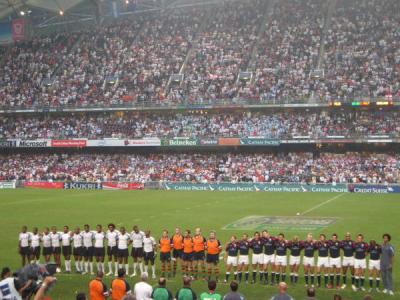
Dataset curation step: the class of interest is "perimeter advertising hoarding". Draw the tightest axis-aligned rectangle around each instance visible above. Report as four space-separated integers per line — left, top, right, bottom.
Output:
348 184 400 194
240 137 280 146
0 182 16 189
163 183 348 193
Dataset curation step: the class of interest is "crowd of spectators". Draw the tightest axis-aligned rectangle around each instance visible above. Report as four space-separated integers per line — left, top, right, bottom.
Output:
0 110 398 139
1 0 398 108
0 152 398 184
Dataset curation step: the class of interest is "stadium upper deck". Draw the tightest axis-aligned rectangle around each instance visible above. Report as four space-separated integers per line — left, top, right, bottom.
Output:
0 0 399 110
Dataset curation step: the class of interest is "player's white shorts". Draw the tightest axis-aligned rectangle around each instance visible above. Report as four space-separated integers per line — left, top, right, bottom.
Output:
354 258 366 269
342 256 355 267
317 257 329 267
329 257 341 268
275 255 287 266
368 259 380 271
263 254 275 265
252 253 263 265
303 256 315 267
238 255 249 265
289 255 301 266
226 256 238 267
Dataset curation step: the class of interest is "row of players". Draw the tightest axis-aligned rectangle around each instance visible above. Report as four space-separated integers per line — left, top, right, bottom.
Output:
18 225 389 292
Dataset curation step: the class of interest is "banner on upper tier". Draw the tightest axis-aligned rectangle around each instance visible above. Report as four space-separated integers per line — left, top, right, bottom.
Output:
348 184 400 194
240 137 280 146
0 181 16 189
51 139 87 147
103 182 145 190
24 182 64 189
163 183 348 193
162 138 199 146
0 140 17 147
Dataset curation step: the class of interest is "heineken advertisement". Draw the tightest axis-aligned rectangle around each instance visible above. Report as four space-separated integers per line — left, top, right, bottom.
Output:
162 138 199 146
163 182 348 193
240 137 280 146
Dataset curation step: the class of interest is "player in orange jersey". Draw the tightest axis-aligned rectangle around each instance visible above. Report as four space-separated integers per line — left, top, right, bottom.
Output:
193 227 207 280
172 227 184 277
182 229 194 277
206 230 222 281
159 229 173 278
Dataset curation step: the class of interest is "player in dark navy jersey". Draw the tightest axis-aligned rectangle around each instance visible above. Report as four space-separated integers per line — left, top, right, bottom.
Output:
224 235 239 282
316 234 330 288
261 230 276 285
341 232 356 290
237 234 250 283
274 233 289 283
288 236 302 284
368 240 382 292
250 232 263 283
354 234 369 291
303 233 316 286
328 233 342 288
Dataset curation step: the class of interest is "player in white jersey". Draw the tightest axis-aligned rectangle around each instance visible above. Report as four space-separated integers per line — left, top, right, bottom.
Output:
61 225 72 273
29 227 41 264
143 230 157 279
41 227 52 263
117 227 131 276
72 227 84 273
106 223 119 276
94 224 106 273
18 225 30 266
130 225 145 277
50 226 62 273
82 224 95 275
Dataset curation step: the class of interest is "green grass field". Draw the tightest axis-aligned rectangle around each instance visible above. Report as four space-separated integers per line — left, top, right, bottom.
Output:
0 189 398 300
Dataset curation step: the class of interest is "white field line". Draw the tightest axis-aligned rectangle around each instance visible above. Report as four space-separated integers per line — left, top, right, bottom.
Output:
300 193 346 215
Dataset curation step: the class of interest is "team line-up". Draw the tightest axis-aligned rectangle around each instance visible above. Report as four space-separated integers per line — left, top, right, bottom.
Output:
18 224 390 293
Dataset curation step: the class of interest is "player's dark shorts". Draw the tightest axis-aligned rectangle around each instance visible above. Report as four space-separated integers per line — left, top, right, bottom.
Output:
118 249 129 258
131 247 144 258
83 247 94 258
183 252 193 261
43 247 52 256
173 249 183 259
52 246 61 255
62 246 71 256
20 246 30 256
144 251 155 264
30 246 41 257
160 252 171 262
94 247 105 257
73 246 83 257
193 251 205 261
107 246 118 257
206 254 219 264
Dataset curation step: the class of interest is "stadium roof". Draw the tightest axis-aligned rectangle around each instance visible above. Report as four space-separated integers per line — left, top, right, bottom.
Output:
0 0 84 19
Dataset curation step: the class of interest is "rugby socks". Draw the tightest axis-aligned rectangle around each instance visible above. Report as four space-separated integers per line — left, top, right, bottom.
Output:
65 260 71 272
351 275 355 285
202 264 206 279
294 273 298 283
282 273 286 282
369 277 373 288
305 274 309 285
259 271 264 281
317 274 321 286
238 272 242 282
265 272 269 284
84 262 89 273
355 276 360 288
342 275 347 284
114 262 118 273
324 275 329 286
275 272 280 283
139 262 144 274
215 266 220 281
80 261 84 272
271 272 275 284
75 261 80 272
311 274 315 285
330 274 334 285
152 265 156 277
167 263 172 277
252 271 257 282
133 263 138 274
125 264 129 274
173 260 177 275
376 278 380 287
336 275 340 286
290 273 294 283
360 276 365 287
89 262 93 273
234 272 237 281
108 262 113 273
245 272 249 282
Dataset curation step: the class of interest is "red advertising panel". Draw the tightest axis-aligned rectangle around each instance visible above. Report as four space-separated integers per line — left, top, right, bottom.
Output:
218 138 240 146
24 182 64 189
51 140 87 147
12 18 25 41
103 182 144 190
